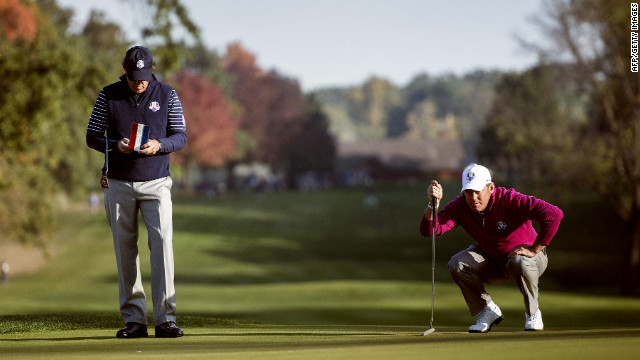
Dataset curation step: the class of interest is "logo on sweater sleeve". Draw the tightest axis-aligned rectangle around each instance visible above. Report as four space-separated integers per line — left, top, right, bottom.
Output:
149 101 160 112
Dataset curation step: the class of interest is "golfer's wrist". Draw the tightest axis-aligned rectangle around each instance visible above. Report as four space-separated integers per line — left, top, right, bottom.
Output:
530 242 545 254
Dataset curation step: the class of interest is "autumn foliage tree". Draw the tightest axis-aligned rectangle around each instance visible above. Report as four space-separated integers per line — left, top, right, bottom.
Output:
223 42 335 187
0 0 120 246
0 0 37 42
225 46 304 175
170 70 238 188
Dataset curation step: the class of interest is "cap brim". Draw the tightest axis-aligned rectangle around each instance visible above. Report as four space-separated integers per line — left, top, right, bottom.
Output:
126 70 153 81
460 182 488 193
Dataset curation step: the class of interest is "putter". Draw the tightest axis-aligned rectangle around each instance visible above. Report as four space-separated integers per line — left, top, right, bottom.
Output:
421 196 437 336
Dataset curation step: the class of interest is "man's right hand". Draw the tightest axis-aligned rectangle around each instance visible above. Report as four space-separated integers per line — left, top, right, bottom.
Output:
118 138 133 154
427 180 443 208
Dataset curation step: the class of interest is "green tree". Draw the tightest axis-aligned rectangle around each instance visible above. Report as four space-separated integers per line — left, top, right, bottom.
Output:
402 71 498 154
0 0 118 246
313 87 359 142
404 99 438 140
182 44 235 97
123 0 201 78
81 10 124 52
346 76 400 140
478 65 586 186
527 0 640 293
287 94 336 180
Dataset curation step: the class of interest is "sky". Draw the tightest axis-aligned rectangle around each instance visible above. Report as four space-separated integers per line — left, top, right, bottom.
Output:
56 0 549 91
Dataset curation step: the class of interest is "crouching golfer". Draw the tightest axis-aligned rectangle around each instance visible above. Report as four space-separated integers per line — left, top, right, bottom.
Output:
420 164 563 333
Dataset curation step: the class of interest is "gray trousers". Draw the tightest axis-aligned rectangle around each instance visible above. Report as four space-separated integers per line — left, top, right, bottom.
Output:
448 245 548 317
103 176 176 326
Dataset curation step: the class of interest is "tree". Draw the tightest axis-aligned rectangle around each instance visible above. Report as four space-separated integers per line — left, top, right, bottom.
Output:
82 10 124 52
404 100 438 140
0 0 37 41
402 71 498 154
223 44 303 167
182 44 235 97
286 94 336 183
346 76 400 140
170 69 238 188
531 0 640 294
0 0 118 246
223 42 336 188
478 65 586 186
124 0 201 78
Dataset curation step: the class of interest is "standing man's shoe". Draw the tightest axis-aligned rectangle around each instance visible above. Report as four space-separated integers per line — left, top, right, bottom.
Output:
469 302 503 333
525 309 544 331
155 321 184 338
116 322 148 338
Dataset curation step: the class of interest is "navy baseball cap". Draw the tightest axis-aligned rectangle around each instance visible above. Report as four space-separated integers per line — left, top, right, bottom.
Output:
123 46 153 81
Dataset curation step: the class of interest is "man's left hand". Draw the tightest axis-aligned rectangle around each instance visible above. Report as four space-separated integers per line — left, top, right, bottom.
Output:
509 245 534 258
508 243 544 258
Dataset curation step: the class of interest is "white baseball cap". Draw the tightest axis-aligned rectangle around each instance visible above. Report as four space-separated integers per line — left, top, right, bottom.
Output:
460 164 492 192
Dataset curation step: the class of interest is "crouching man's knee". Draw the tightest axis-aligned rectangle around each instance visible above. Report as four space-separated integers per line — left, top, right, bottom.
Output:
506 255 530 277
448 256 464 275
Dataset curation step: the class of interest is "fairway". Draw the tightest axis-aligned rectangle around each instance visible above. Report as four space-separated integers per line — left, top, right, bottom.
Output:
1 187 639 359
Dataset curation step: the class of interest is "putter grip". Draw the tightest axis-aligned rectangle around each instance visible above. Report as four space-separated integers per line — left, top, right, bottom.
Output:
431 197 437 222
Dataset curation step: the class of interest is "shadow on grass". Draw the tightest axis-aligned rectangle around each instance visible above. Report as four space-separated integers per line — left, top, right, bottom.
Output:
169 190 635 296
0 313 246 335
206 306 640 330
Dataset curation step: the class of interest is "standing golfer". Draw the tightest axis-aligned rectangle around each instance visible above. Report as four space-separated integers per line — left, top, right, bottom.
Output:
86 46 186 338
421 163 563 333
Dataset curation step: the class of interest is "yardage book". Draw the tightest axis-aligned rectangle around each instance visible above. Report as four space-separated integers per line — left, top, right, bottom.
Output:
129 122 150 151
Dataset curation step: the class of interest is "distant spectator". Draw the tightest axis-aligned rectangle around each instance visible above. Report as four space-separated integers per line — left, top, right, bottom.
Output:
363 187 379 209
1 261 9 285
89 191 100 213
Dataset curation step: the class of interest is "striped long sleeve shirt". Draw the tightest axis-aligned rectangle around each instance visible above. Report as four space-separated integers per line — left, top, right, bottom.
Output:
86 75 187 182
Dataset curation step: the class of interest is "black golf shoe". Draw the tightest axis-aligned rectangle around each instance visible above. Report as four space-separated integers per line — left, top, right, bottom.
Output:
155 321 184 338
116 322 148 338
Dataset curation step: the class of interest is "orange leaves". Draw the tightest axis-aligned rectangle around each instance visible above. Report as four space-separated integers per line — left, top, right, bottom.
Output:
171 70 238 167
0 0 37 42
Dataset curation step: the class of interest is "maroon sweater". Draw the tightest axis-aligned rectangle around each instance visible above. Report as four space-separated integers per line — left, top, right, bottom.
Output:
420 187 564 262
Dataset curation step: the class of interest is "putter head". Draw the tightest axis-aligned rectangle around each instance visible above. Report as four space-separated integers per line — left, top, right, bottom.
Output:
421 328 435 336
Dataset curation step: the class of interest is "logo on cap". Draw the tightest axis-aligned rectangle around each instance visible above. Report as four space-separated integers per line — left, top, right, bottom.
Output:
136 60 145 69
466 171 475 181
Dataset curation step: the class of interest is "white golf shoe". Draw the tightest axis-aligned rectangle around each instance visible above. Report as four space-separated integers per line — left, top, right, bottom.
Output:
469 302 503 333
525 309 544 331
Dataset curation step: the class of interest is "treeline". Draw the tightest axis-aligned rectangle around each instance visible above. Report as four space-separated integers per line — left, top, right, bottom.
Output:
314 71 500 156
0 0 334 246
